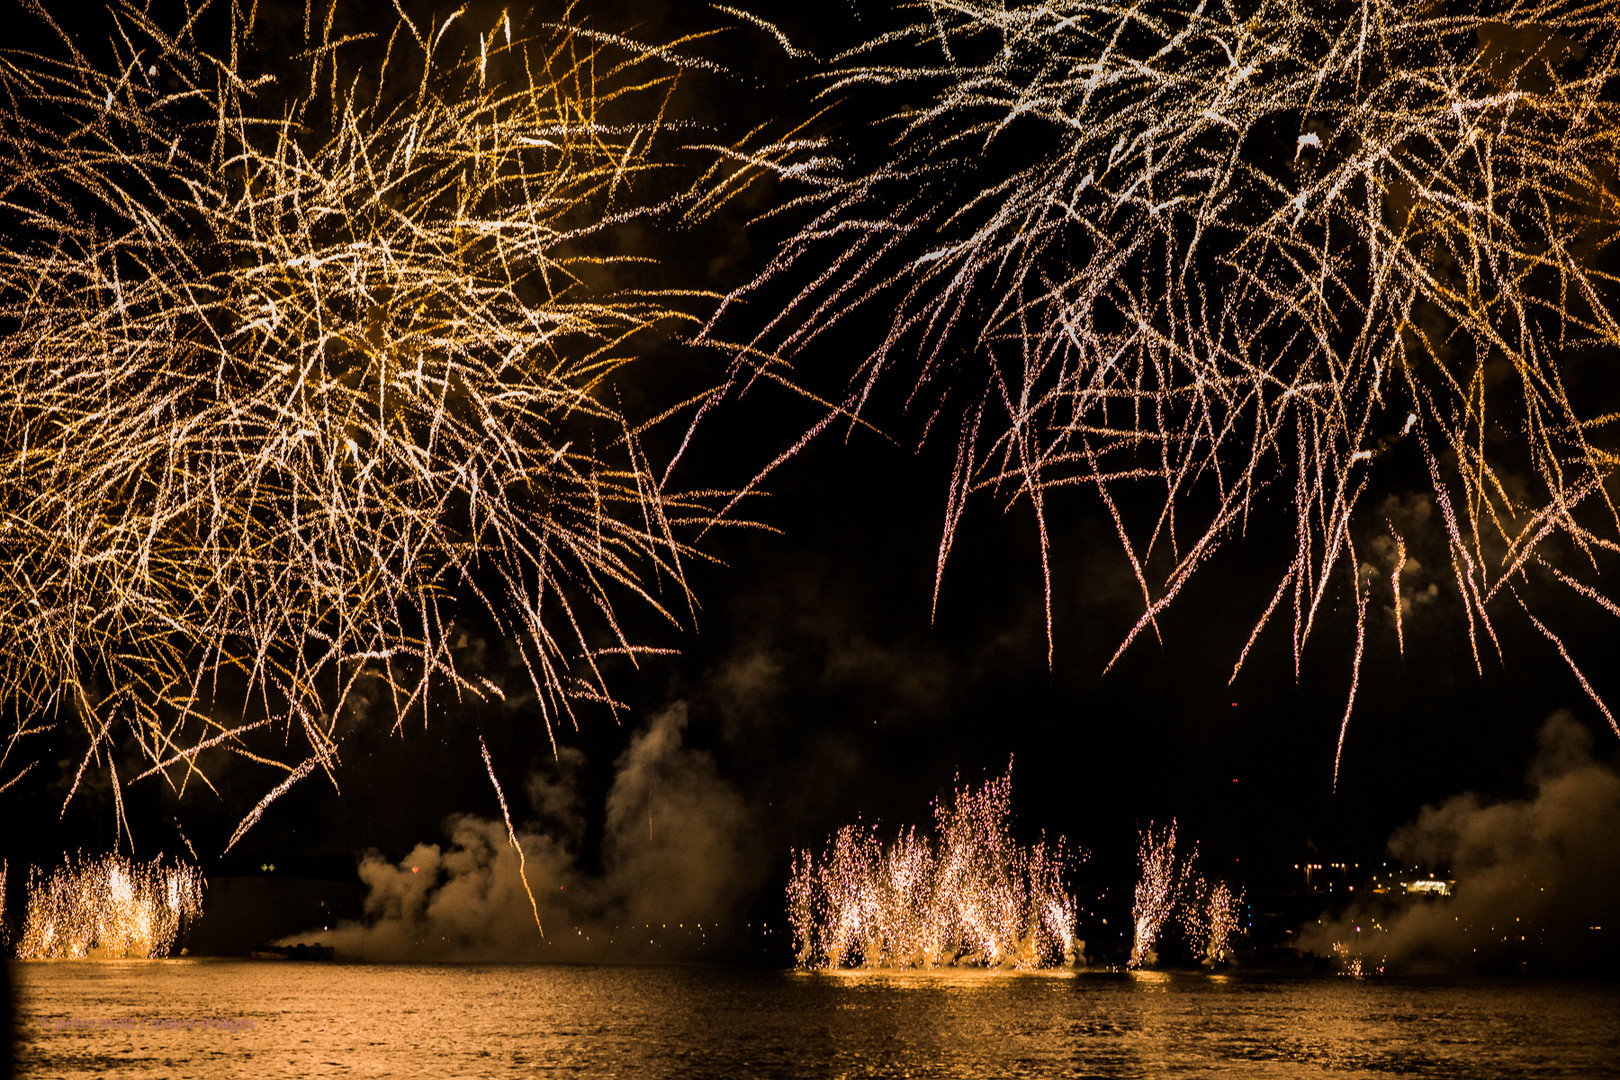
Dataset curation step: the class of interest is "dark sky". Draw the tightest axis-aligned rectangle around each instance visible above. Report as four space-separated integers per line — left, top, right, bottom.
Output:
3 0 1619 957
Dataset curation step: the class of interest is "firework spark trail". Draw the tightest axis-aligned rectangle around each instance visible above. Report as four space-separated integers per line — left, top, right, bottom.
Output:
702 3 1620 743
1390 529 1408 657
787 766 1080 969
481 734 543 937
0 2 731 837
1519 595 1620 737
226 757 318 853
17 854 203 960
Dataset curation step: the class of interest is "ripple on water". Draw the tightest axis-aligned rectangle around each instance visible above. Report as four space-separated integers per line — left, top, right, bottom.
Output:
11 961 1620 1079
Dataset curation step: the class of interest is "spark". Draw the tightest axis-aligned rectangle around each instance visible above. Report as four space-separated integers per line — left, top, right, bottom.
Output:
0 3 726 837
1178 871 1244 967
226 758 319 852
712 5 815 60
702 2 1620 746
1199 880 1242 966
1334 570 1371 790
1390 528 1407 657
17 854 203 960
786 765 1081 969
481 734 543 938
1520 596 1620 739
1129 820 1192 969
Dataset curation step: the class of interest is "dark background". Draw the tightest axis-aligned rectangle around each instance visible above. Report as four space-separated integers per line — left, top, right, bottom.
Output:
2 0 1617 964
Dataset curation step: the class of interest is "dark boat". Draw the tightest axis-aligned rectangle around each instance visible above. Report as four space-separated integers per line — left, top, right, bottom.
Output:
249 943 335 961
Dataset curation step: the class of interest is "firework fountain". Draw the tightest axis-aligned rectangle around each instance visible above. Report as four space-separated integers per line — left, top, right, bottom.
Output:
1197 880 1244 967
0 2 732 844
1128 821 1243 968
786 767 1080 969
702 3 1620 761
17 854 203 960
1129 821 1189 969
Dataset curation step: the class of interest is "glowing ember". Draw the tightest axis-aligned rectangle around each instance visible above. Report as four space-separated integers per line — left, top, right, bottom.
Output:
787 767 1080 969
18 855 203 960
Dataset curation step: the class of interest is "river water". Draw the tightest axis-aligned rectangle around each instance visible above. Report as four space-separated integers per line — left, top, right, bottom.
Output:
11 960 1620 1078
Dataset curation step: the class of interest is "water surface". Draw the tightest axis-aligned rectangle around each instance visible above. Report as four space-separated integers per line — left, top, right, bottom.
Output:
13 960 1620 1078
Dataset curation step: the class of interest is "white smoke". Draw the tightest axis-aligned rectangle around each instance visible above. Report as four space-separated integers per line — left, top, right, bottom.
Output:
284 703 758 961
1305 711 1620 973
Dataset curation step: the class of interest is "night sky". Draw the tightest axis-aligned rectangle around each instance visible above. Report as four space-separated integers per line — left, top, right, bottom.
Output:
3 0 1619 970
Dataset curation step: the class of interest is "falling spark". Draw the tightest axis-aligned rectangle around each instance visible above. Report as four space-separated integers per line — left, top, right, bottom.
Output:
787 766 1081 969
0 3 728 836
1520 598 1620 739
481 735 543 938
1390 528 1408 658
711 5 815 60
226 758 319 852
1334 572 1371 790
701 2 1620 748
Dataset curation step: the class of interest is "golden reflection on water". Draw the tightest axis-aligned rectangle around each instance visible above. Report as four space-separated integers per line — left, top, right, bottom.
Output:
1124 969 1173 988
797 966 1080 991
14 961 1620 1079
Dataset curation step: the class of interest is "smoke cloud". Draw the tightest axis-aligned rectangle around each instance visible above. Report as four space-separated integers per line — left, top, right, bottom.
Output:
285 703 760 961
1306 711 1620 973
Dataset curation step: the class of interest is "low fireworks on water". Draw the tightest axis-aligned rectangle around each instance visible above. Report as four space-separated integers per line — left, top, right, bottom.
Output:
1332 936 1387 978
786 767 1080 970
1127 820 1243 968
1197 880 1243 967
17 854 203 960
1129 822 1187 969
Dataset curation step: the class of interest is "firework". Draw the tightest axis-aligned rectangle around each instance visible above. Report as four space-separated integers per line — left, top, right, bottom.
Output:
1205 880 1243 965
1129 820 1193 969
0 2 728 841
481 734 543 937
786 766 1080 969
1130 823 1243 967
704 3 1620 759
1332 937 1386 977
17 854 203 960
1187 878 1243 966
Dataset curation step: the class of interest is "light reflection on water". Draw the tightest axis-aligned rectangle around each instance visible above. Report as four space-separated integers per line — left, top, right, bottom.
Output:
11 959 1620 1078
